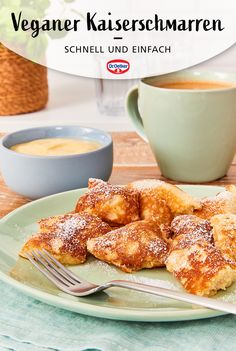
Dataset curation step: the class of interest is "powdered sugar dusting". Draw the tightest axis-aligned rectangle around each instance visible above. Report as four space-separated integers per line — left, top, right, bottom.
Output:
56 216 87 239
148 239 168 256
129 179 164 190
88 178 136 200
171 215 213 246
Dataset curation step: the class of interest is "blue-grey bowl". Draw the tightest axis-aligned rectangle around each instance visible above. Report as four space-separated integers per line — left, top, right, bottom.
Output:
0 125 113 199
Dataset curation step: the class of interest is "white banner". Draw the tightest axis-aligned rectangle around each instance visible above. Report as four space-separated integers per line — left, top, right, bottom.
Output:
0 0 235 79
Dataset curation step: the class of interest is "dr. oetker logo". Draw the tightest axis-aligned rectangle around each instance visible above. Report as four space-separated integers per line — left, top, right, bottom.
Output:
107 59 130 74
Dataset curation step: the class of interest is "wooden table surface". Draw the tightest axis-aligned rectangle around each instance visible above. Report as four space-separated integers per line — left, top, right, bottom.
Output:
1 131 236 218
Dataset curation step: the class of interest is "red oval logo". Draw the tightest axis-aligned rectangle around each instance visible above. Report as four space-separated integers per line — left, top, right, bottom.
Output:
107 59 130 74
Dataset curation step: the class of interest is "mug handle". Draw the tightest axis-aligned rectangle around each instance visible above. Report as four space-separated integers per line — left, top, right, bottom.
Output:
126 86 148 143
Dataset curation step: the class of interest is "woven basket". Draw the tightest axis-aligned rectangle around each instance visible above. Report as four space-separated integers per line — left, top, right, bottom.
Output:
0 45 48 116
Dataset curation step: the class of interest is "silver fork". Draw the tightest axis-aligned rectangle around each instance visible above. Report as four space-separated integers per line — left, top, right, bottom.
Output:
25 249 236 315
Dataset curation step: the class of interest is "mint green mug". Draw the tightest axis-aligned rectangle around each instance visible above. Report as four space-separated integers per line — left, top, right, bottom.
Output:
126 71 236 183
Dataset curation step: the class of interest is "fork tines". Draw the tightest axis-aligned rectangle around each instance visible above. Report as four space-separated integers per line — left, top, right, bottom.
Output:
25 249 81 292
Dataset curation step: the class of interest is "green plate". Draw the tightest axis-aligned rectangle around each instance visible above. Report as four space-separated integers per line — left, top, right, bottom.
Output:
0 185 234 322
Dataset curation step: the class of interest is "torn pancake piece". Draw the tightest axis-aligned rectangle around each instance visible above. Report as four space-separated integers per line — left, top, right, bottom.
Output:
128 179 200 225
87 220 169 273
194 185 236 220
75 178 140 225
166 215 236 296
211 213 236 262
20 213 111 265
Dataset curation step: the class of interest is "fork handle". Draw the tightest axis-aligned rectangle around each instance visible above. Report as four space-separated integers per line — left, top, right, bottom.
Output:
108 280 236 315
